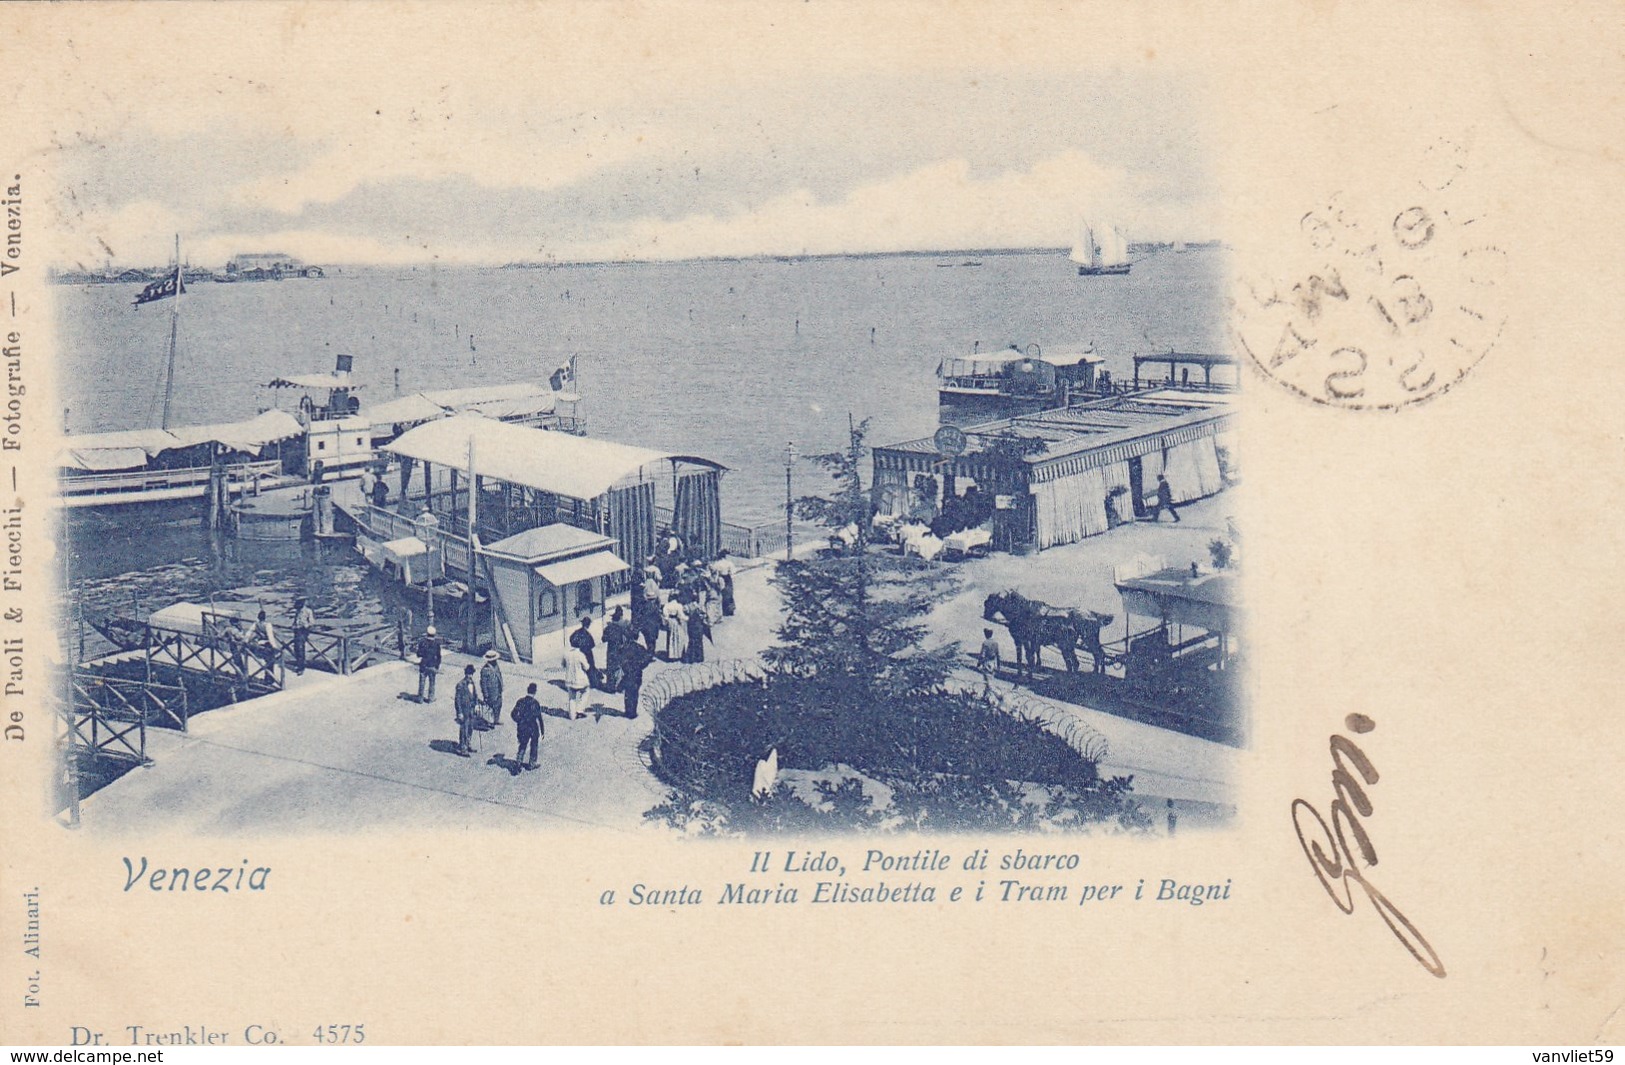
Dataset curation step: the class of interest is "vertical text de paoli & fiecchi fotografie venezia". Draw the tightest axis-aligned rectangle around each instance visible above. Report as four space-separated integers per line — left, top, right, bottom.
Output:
1 173 28 744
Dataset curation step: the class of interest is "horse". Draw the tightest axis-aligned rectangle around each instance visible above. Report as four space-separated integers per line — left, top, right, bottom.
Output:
982 591 1114 678
1069 608 1114 674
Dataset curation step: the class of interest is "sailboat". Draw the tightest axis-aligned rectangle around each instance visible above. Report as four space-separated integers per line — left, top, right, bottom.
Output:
1070 220 1132 276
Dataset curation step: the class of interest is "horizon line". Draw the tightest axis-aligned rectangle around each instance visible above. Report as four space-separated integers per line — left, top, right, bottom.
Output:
52 240 1227 276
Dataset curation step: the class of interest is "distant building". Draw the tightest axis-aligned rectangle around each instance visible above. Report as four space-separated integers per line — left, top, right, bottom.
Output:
226 252 302 277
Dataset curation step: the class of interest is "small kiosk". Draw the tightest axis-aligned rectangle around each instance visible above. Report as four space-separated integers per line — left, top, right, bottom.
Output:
481 524 629 664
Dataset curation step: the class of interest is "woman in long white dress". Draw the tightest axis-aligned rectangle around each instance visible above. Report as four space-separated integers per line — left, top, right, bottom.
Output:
663 596 688 662
563 647 591 720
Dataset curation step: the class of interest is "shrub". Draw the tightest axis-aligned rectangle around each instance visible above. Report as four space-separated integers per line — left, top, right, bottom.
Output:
645 677 1147 835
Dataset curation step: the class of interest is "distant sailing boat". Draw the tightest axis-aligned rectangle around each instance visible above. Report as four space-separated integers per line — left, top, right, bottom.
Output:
1070 220 1132 276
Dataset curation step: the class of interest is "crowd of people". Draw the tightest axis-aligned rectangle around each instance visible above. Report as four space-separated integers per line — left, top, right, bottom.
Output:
408 527 742 770
631 529 737 666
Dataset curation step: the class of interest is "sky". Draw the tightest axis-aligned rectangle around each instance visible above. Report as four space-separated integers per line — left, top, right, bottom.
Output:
30 5 1221 269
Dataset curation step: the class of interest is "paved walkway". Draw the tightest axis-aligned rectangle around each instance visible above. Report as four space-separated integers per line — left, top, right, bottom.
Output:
80 655 669 836
81 496 1239 833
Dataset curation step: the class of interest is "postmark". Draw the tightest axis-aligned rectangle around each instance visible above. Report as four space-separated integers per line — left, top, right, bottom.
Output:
1233 136 1508 410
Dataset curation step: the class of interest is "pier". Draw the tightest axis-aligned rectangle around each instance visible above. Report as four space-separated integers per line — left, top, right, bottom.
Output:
69 494 1240 833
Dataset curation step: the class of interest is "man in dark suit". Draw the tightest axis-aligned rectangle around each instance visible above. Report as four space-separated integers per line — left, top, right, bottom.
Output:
511 682 544 770
453 664 478 758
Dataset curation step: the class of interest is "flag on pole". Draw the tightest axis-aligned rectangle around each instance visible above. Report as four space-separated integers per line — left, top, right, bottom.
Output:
548 355 577 391
133 268 184 306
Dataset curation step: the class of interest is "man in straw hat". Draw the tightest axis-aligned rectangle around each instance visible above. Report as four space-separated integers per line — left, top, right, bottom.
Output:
479 649 505 726
414 625 442 703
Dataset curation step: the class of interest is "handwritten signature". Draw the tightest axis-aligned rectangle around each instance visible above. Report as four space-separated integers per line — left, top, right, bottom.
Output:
1291 713 1447 978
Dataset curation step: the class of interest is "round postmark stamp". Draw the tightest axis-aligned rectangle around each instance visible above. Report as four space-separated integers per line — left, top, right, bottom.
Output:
1233 136 1508 410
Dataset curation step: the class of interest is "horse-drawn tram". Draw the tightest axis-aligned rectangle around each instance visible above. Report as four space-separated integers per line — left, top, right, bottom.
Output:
1111 556 1238 721
980 561 1240 741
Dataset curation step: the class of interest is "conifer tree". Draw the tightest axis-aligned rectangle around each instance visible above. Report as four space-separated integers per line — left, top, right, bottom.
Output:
763 417 960 699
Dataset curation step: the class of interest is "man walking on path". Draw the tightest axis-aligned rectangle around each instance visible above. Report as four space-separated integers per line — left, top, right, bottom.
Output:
291 598 315 674
621 640 653 719
569 615 600 690
479 650 504 725
977 627 1002 697
602 607 632 693
454 664 478 757
1152 474 1181 523
511 682 543 770
415 625 442 702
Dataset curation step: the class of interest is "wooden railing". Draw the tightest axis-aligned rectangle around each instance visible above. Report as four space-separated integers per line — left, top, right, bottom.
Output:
291 622 400 675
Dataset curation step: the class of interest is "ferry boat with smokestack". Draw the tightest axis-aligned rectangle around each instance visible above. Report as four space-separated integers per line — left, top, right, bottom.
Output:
58 354 584 511
936 343 1106 426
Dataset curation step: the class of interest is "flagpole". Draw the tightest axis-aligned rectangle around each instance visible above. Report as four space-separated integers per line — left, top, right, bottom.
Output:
464 432 477 653
160 234 181 430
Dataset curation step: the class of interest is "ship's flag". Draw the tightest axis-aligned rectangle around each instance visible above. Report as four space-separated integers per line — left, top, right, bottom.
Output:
133 268 185 306
548 355 577 391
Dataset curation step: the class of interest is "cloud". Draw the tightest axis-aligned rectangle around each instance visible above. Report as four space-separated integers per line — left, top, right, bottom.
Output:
42 24 1221 268
569 150 1155 262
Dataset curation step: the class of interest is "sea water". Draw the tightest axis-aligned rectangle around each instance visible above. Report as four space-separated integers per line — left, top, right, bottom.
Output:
56 248 1229 648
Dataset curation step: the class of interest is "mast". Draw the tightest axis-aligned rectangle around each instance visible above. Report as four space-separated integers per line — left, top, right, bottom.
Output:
464 432 478 653
160 234 181 430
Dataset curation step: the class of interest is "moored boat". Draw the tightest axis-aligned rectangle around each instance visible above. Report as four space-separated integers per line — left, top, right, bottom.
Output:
937 343 1106 425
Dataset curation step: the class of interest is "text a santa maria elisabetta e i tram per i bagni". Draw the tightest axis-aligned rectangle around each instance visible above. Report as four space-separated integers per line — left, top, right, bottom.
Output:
615 847 1233 907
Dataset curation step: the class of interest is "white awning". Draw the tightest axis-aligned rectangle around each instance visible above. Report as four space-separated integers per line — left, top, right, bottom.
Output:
168 409 304 452
421 382 556 410
365 394 448 426
58 428 182 470
367 384 558 432
59 445 160 472
533 550 629 586
386 413 696 500
60 411 303 469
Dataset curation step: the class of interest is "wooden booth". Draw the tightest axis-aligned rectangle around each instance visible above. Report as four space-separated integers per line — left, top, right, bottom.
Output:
481 524 630 664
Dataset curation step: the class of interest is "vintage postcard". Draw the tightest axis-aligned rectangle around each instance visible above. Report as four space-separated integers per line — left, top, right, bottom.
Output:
2 0 1622 1046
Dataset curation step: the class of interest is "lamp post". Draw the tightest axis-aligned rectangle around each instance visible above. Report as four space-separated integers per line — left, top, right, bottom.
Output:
782 441 798 561
415 508 441 633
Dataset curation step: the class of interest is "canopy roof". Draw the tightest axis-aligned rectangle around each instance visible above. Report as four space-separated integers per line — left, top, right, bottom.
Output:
1131 352 1237 369
167 410 304 452
265 371 363 390
58 410 304 471
535 550 629 587
1116 567 1236 633
386 413 721 500
367 382 559 429
1038 348 1105 367
365 393 455 426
